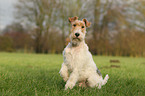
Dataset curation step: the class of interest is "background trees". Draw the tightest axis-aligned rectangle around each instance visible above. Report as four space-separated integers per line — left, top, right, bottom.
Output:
0 0 145 57
1 23 33 52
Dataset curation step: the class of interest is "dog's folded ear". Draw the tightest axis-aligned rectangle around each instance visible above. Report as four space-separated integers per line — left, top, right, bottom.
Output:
83 19 91 27
69 16 78 23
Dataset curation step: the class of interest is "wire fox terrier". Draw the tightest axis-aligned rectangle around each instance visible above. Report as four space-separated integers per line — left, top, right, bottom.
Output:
59 16 109 90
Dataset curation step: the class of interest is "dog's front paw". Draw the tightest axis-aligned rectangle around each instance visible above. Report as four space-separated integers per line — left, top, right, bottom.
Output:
65 82 75 90
98 84 102 89
63 77 68 82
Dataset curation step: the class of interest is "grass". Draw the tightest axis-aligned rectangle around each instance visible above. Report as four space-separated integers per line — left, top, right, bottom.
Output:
0 52 145 96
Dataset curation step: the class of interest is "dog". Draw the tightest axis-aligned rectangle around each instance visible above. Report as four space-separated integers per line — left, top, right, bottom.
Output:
59 16 109 90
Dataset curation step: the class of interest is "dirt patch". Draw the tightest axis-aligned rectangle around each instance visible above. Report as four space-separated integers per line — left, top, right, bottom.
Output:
110 65 120 68
141 62 145 65
27 65 33 68
110 60 120 63
100 65 121 69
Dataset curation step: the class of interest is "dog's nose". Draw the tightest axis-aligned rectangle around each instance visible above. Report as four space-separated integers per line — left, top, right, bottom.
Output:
75 33 80 37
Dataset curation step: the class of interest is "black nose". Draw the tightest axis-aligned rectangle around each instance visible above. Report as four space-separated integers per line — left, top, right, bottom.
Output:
75 33 80 37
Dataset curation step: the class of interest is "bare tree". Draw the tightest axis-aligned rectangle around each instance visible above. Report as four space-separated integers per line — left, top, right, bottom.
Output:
15 0 59 53
13 0 145 56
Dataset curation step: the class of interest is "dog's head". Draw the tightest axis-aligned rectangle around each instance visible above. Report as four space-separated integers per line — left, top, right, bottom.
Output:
68 16 91 46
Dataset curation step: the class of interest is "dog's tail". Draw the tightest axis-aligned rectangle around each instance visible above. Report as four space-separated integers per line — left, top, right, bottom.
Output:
102 74 109 85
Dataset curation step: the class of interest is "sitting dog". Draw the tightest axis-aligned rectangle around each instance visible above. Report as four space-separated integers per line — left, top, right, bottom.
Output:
59 16 109 90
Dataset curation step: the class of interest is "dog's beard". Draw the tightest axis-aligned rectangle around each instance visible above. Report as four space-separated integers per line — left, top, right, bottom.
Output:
71 37 82 47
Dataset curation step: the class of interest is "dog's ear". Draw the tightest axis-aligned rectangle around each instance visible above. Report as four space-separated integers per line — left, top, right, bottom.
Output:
83 19 91 27
69 16 78 23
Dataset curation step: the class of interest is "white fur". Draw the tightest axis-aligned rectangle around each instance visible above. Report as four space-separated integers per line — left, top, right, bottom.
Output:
59 41 109 90
59 19 109 90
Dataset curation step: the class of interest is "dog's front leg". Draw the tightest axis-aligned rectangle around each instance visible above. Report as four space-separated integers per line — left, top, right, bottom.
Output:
65 69 78 90
59 63 69 82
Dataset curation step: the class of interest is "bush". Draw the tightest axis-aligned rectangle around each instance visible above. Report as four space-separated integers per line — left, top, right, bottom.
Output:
0 36 15 52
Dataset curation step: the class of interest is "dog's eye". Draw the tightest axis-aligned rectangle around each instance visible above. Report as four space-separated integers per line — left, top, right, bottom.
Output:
82 26 84 28
73 24 76 27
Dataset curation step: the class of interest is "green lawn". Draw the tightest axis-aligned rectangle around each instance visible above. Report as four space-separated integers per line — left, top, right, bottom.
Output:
0 52 145 96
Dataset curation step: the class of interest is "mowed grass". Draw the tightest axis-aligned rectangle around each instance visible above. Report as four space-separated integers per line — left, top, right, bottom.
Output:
0 52 145 96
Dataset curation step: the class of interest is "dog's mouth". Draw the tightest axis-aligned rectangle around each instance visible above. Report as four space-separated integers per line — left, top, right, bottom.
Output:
73 37 79 39
71 37 83 47
73 37 81 41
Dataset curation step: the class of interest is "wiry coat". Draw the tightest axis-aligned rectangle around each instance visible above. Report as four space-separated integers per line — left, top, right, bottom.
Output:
59 16 109 90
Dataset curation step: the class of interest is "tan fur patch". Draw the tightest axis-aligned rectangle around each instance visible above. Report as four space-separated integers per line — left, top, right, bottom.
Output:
71 20 86 34
69 16 78 23
83 19 91 27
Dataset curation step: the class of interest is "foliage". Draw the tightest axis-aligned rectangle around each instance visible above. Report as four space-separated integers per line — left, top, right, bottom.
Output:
1 0 145 56
0 53 145 96
0 36 14 52
1 23 33 52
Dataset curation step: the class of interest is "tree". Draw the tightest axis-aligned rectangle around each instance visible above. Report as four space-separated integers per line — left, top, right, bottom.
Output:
89 0 145 56
0 35 14 52
2 23 33 52
15 0 59 53
15 0 92 53
13 0 145 56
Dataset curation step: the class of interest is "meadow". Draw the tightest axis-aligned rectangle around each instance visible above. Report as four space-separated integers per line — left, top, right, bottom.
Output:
0 52 145 96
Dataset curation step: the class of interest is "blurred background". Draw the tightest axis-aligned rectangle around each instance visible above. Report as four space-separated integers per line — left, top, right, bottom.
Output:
0 0 145 57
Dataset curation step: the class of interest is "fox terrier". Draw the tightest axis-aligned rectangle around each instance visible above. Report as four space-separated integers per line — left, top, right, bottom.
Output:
59 16 109 90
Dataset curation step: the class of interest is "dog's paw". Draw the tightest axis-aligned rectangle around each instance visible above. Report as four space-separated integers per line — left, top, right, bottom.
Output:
95 83 101 89
98 84 102 89
65 82 75 90
63 77 68 82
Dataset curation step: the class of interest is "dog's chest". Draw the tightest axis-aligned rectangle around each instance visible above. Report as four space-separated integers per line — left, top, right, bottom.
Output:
64 47 87 70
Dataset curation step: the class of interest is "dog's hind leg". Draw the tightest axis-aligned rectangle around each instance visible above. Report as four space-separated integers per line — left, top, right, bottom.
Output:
87 72 105 89
87 74 99 88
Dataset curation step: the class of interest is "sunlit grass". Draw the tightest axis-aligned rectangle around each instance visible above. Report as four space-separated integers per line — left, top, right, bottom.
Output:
0 52 145 96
